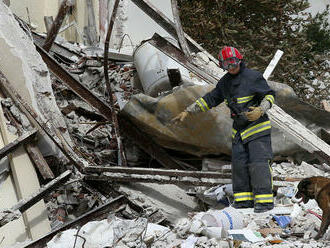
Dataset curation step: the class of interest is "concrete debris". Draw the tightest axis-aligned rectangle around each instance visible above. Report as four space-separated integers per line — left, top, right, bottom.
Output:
46 217 178 248
0 1 329 248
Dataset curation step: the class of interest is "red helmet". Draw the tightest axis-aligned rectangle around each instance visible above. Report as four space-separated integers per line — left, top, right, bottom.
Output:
218 46 243 70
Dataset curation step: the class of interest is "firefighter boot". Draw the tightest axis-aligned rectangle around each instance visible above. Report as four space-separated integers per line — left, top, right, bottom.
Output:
232 200 254 209
254 203 274 213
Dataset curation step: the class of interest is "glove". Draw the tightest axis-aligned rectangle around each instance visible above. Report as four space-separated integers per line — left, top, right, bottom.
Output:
171 111 189 123
244 106 263 121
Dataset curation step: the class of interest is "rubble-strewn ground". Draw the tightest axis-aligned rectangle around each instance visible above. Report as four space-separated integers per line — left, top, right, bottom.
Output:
1 14 330 246
25 42 328 247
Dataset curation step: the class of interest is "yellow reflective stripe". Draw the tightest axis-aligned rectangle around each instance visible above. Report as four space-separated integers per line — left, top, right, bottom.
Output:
265 95 274 104
235 197 254 201
238 99 251 104
241 121 271 140
232 128 237 138
242 126 271 140
255 194 273 198
237 95 254 104
256 199 273 203
200 98 210 110
241 121 271 136
196 100 205 112
237 95 254 100
234 192 253 196
255 193 273 203
234 192 254 201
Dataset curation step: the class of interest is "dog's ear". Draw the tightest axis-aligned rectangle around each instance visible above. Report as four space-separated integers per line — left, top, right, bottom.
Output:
299 179 311 191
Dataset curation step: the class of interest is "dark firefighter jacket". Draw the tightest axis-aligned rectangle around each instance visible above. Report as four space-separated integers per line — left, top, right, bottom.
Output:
196 62 275 144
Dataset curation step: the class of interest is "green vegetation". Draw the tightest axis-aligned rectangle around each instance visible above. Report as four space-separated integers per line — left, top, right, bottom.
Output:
305 5 330 53
179 0 330 107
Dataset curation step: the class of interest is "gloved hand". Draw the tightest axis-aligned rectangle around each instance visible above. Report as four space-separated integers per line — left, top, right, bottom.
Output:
245 106 263 121
171 111 189 123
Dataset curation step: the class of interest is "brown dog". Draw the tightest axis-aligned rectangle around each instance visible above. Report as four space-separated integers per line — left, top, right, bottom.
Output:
295 176 330 240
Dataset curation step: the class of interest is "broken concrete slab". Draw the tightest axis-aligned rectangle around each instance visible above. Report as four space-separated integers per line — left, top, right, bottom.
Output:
118 182 199 223
0 2 73 158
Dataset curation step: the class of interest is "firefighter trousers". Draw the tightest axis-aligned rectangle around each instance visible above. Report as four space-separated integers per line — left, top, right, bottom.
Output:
231 134 273 205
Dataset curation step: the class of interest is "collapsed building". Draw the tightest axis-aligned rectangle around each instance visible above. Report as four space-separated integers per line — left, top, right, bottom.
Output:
0 0 330 247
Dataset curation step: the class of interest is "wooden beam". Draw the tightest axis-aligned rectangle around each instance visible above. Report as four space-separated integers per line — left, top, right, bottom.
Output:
104 0 127 166
268 105 330 164
263 50 330 165
170 0 191 58
149 34 217 84
84 166 302 187
130 0 219 65
0 170 71 227
0 129 37 160
43 0 73 52
25 143 54 179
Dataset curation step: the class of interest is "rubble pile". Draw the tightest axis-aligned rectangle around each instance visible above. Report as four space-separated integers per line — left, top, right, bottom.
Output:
51 55 143 166
1 1 330 248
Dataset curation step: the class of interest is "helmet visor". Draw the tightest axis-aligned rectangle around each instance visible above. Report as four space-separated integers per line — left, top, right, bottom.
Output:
221 57 240 70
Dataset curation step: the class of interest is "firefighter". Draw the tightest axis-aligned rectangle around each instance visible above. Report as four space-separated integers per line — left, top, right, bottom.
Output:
172 46 275 213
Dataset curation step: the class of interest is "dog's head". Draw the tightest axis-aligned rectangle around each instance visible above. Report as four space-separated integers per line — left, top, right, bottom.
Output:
295 178 314 203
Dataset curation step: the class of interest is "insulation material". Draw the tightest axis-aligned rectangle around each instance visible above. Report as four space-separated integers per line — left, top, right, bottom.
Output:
47 218 176 248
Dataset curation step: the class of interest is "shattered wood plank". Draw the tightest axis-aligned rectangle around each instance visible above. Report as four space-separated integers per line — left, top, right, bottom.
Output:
84 173 296 187
85 173 231 186
43 0 74 52
35 44 183 170
25 143 54 179
13 170 71 213
85 166 231 178
104 0 127 167
84 166 302 186
0 129 37 160
23 195 129 248
85 166 304 182
170 0 191 58
268 105 330 164
130 0 219 65
0 71 87 172
0 170 71 227
262 51 330 165
149 33 218 84
33 31 133 63
1 103 54 179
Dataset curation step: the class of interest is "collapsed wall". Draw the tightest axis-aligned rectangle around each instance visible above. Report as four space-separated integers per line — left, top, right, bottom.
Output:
0 2 73 156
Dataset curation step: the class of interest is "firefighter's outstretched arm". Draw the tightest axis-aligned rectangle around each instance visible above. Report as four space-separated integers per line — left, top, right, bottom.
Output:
171 97 207 123
172 82 224 123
